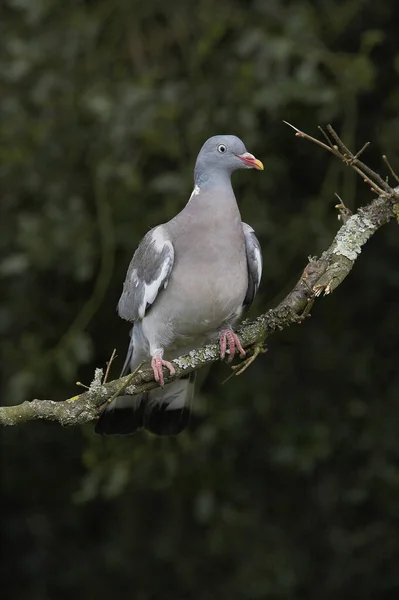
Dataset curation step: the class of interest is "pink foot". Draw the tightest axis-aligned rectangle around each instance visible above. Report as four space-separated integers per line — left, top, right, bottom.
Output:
219 329 246 362
151 354 176 386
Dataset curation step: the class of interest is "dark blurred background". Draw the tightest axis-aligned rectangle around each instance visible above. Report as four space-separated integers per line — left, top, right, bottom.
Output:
1 0 399 598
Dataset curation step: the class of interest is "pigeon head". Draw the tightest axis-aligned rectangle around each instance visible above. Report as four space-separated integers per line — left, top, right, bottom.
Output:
194 135 263 186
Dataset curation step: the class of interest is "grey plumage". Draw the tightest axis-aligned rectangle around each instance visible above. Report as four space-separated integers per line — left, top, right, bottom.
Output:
95 134 263 436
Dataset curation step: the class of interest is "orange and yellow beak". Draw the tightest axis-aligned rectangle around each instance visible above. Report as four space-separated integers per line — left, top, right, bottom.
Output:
236 152 264 170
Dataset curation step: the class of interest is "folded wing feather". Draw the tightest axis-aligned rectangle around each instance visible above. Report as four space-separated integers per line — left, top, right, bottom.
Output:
117 225 175 322
242 222 263 310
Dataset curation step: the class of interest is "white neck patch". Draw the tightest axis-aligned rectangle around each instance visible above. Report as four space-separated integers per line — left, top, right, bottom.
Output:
188 184 200 203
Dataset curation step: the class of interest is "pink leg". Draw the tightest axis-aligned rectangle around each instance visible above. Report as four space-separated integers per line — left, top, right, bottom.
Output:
219 329 246 362
151 353 176 387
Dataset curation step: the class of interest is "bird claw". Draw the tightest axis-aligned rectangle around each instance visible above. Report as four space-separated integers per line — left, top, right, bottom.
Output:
151 355 175 387
219 329 246 363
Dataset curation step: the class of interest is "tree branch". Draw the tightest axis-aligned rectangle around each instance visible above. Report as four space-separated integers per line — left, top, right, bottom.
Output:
1 126 398 427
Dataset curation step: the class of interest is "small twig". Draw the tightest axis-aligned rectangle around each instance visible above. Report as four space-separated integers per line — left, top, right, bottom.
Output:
231 344 267 377
334 193 353 223
326 124 352 157
353 141 370 161
318 126 336 150
103 348 117 384
76 381 90 390
383 155 399 184
353 159 391 194
222 343 267 383
326 125 391 194
105 361 146 407
283 121 338 158
298 297 314 319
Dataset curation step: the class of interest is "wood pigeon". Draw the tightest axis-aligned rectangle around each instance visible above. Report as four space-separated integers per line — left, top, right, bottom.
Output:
95 134 263 436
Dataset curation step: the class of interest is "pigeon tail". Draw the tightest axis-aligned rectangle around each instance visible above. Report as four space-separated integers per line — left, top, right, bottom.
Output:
94 373 195 436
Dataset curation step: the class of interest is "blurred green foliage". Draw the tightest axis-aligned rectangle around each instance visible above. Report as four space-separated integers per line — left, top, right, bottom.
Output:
1 0 399 598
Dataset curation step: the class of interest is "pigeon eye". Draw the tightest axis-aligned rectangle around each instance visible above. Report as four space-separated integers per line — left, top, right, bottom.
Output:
217 144 227 154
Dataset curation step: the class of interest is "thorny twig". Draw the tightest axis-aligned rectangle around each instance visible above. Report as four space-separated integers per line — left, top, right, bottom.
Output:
283 121 397 198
